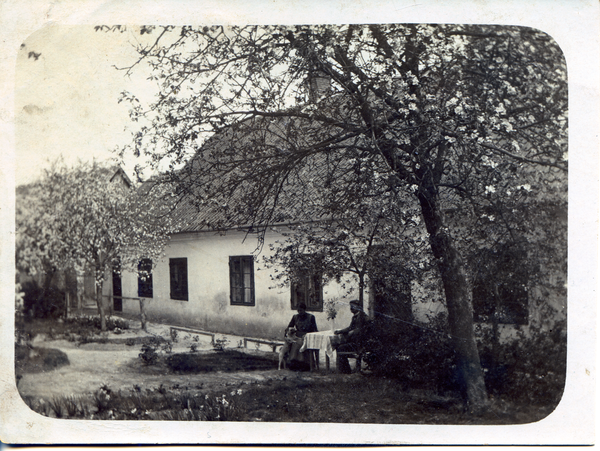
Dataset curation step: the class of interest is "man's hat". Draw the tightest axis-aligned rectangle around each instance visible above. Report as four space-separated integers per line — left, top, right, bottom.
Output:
349 300 363 309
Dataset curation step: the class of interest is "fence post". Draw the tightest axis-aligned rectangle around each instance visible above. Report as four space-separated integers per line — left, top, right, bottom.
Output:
139 298 147 332
109 294 114 317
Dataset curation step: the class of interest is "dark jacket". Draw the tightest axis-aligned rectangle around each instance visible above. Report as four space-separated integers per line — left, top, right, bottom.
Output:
288 312 318 337
338 310 368 339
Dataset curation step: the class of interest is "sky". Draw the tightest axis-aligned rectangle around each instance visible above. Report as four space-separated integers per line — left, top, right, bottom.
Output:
15 25 157 185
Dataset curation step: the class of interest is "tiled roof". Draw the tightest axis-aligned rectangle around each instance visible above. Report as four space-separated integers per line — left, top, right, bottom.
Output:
148 114 352 234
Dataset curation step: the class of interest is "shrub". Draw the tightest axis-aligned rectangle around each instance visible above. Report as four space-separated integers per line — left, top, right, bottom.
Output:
93 384 113 413
360 313 461 394
478 319 566 407
16 345 70 374
213 336 229 352
160 341 173 354
137 336 172 365
48 397 67 418
42 347 70 369
139 344 160 365
21 281 66 319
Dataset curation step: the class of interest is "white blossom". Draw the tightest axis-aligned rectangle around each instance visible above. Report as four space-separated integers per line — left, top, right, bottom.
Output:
446 97 458 107
495 103 506 115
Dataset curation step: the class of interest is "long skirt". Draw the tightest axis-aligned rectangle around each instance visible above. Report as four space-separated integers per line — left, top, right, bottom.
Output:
282 337 309 368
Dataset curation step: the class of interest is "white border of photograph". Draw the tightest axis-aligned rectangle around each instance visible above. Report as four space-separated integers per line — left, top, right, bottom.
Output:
0 0 596 445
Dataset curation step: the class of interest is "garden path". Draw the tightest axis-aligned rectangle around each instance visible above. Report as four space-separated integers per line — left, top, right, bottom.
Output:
17 319 330 401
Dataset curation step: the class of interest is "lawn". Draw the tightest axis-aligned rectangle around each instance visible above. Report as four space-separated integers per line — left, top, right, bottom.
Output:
15 315 563 424
18 345 556 424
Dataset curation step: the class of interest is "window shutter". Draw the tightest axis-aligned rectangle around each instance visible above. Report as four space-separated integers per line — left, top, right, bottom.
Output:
169 259 176 300
229 257 234 304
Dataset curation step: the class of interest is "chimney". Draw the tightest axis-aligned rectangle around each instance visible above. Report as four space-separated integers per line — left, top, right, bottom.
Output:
307 69 331 102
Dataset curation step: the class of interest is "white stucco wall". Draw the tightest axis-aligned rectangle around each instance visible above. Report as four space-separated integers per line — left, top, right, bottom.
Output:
116 228 359 340
111 228 566 342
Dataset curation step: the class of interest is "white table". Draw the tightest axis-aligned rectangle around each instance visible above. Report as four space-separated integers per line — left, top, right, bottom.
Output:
300 330 340 371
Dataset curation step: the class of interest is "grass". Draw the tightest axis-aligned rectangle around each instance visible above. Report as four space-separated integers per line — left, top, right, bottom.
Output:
21 347 558 424
21 375 554 424
16 316 564 425
234 375 557 424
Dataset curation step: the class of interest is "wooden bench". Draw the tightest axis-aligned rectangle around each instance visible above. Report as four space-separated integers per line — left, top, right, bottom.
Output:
169 326 215 345
336 349 363 372
244 337 284 353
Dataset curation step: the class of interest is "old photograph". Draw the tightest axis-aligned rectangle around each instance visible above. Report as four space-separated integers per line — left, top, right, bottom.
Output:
1 0 596 446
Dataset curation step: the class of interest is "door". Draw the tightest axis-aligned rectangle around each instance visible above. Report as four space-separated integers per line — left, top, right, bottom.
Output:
112 264 122 312
371 276 412 324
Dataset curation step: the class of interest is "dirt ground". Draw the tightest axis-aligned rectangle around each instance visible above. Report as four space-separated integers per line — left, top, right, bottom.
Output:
17 319 333 401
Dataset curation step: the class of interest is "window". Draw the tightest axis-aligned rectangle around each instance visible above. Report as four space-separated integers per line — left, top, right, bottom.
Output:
169 258 188 301
138 258 153 298
290 255 323 312
472 282 528 325
229 256 255 306
368 246 412 322
472 246 529 325
112 260 122 312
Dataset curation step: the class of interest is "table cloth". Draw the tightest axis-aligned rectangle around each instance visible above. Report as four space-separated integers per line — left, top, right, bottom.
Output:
300 330 340 358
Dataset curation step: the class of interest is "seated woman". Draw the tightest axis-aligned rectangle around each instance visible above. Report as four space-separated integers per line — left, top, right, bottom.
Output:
282 302 318 370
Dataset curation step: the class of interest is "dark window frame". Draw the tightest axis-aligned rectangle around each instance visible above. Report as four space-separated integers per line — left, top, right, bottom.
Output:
471 246 530 326
290 255 324 312
229 255 255 306
169 258 188 301
138 258 153 298
472 282 529 326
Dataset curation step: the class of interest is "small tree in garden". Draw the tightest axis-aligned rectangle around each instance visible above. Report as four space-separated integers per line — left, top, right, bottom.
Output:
16 158 174 331
263 189 430 306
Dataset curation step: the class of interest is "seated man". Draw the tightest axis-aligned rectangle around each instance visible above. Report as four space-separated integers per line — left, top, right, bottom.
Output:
333 300 368 373
281 302 318 370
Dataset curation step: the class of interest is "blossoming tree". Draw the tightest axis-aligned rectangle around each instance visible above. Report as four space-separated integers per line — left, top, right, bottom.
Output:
16 159 174 331
117 24 567 410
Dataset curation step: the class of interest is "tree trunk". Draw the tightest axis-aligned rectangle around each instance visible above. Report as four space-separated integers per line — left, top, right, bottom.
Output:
358 273 365 305
96 281 107 332
491 284 501 368
417 190 489 412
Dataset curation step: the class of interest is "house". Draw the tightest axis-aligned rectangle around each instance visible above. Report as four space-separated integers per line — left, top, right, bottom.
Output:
110 145 565 344
110 75 566 343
